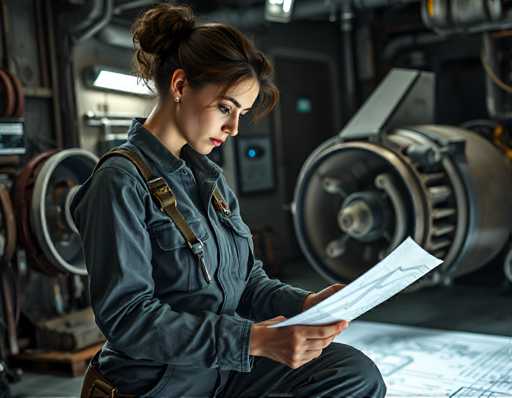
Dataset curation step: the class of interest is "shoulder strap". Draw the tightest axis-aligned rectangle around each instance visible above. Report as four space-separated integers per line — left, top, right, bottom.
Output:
95 148 212 283
93 147 153 180
95 148 231 217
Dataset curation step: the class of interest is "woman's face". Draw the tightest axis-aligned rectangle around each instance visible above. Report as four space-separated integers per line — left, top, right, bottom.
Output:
175 77 260 155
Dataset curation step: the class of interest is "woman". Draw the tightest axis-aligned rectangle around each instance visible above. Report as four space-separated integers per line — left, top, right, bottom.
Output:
73 4 386 398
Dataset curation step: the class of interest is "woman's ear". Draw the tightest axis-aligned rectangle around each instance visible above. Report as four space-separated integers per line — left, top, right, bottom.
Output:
169 68 187 98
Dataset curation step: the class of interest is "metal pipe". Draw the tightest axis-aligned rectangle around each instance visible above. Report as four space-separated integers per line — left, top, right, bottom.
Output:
382 33 447 63
72 0 104 33
340 2 358 115
202 0 422 24
114 0 158 15
0 0 10 69
98 0 421 48
73 0 114 43
45 0 64 148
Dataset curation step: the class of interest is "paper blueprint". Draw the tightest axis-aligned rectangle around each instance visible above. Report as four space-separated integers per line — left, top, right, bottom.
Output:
272 237 443 328
336 321 512 397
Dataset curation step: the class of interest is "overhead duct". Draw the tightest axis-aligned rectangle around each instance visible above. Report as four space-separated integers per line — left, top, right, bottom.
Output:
15 149 98 276
97 0 420 48
293 69 512 287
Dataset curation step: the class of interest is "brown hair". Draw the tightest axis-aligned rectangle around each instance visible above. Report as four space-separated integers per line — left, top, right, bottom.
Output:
131 4 279 120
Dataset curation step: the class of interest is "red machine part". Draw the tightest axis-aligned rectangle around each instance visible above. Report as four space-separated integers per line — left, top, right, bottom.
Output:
0 68 25 117
0 69 15 117
5 70 25 117
15 150 61 276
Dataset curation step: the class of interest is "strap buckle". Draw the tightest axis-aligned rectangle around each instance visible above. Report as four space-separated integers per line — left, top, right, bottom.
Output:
91 379 119 398
218 203 231 217
189 239 212 284
212 190 231 216
148 177 176 210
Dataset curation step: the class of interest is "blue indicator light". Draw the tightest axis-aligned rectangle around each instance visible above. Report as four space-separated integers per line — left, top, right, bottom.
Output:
247 148 257 158
297 97 312 113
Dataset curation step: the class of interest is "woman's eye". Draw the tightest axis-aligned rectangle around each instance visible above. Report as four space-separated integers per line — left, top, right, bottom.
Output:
219 104 231 115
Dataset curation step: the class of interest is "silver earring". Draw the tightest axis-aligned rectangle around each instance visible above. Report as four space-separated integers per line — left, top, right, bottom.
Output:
174 96 181 103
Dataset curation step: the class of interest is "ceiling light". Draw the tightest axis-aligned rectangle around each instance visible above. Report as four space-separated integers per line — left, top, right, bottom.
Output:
83 66 154 96
265 0 295 23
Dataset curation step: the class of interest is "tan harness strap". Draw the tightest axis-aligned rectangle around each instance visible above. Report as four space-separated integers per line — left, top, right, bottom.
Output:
94 148 216 284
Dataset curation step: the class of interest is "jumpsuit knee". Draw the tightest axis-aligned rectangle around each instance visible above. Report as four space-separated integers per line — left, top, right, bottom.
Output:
220 342 387 398
293 343 387 398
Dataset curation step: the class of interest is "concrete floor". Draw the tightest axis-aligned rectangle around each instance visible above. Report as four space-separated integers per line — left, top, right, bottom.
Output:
9 258 512 397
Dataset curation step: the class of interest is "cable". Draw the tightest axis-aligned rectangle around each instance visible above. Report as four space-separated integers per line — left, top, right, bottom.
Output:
481 49 512 94
461 119 499 131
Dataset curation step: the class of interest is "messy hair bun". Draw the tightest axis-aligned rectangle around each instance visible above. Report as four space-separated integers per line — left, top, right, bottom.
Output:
131 3 279 120
132 4 195 82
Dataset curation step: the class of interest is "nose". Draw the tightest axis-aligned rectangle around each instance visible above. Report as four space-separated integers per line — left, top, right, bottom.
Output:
223 114 239 136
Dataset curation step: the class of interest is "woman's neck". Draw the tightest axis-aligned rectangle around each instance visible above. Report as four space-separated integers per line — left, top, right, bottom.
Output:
143 103 186 159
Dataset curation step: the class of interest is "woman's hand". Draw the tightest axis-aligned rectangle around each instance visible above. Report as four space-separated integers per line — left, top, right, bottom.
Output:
302 283 346 311
249 316 349 369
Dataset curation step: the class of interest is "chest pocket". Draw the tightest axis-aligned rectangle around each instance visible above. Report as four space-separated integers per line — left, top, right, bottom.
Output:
218 214 253 281
150 219 212 292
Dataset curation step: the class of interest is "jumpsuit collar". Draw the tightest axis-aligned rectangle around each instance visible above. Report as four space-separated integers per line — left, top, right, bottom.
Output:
127 118 222 180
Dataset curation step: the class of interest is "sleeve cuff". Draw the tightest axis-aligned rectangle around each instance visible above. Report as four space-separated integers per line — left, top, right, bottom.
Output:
241 319 254 373
217 315 254 373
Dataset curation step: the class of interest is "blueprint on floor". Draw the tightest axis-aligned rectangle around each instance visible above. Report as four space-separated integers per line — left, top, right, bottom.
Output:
336 321 512 397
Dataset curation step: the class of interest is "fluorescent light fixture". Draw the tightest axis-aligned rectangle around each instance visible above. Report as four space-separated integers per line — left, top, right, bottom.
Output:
265 0 295 23
83 66 154 96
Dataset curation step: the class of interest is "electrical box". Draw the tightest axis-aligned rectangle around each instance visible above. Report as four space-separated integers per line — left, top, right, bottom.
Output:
235 135 275 194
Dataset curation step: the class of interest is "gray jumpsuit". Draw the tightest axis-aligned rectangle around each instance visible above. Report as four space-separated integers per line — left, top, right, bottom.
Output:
71 118 386 398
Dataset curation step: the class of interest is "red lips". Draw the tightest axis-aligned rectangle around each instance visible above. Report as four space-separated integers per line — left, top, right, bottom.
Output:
210 138 224 147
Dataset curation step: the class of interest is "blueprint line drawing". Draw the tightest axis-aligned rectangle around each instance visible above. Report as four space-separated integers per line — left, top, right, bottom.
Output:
271 237 443 328
301 263 433 325
450 387 511 397
336 321 512 397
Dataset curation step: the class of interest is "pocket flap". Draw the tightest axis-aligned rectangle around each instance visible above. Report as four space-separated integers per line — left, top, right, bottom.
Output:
151 219 209 251
220 215 252 238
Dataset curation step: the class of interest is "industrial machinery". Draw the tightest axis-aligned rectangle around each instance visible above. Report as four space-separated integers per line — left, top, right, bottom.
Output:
9 148 103 352
15 149 98 276
292 69 512 288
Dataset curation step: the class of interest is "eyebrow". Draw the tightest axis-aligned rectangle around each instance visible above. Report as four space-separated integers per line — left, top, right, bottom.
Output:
221 96 252 111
